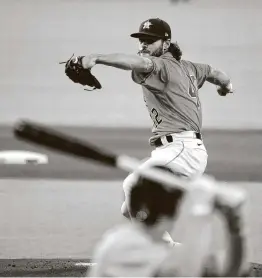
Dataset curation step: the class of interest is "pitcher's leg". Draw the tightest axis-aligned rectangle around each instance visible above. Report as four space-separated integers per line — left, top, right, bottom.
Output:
121 172 139 219
121 155 160 217
160 142 208 180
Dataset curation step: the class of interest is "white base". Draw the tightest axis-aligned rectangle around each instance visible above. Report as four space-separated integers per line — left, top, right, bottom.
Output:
0 151 48 165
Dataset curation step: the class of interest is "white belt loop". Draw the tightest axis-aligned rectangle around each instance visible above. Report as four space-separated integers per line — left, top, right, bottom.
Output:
161 136 169 145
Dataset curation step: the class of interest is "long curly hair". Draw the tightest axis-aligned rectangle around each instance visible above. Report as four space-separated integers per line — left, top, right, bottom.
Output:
168 42 182 61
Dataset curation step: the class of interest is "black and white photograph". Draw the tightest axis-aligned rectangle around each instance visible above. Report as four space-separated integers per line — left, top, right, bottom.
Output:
0 0 261 276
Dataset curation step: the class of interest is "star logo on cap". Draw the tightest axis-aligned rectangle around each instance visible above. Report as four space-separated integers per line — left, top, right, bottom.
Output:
143 21 152 29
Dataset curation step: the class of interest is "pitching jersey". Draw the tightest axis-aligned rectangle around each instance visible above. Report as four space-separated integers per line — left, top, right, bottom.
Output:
132 52 211 145
88 223 172 277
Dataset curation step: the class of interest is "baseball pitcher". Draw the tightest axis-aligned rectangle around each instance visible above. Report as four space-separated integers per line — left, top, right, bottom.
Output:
62 17 234 222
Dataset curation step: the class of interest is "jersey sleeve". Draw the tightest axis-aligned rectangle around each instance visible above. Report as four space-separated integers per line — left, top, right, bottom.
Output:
188 61 212 89
131 57 168 90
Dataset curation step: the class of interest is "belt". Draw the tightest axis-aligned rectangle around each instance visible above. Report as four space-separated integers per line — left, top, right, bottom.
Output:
154 132 202 147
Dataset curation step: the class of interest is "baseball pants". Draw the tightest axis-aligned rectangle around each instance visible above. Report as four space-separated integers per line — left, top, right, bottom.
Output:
121 131 208 216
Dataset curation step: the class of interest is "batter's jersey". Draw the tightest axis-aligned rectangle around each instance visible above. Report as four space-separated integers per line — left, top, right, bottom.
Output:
132 52 211 145
88 223 173 277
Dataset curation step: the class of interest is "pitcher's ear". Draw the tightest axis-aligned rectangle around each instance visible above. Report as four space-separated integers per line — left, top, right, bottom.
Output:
163 39 171 51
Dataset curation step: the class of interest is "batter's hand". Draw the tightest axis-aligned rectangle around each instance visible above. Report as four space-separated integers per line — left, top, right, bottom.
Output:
217 83 233 96
189 176 217 216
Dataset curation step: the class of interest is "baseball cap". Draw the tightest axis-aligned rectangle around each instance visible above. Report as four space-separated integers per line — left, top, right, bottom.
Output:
130 18 171 40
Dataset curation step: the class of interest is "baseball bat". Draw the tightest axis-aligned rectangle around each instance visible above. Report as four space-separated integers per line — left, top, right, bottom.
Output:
13 120 246 204
13 120 187 189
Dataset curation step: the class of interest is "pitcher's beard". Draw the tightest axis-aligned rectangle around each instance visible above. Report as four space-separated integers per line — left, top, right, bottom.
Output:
138 43 165 57
138 48 164 57
152 47 164 57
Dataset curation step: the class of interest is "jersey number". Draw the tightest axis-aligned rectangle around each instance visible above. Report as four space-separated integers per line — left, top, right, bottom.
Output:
151 108 162 127
188 75 197 98
188 75 200 108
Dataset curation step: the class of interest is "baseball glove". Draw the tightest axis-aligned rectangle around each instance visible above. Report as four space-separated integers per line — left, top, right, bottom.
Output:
60 54 102 91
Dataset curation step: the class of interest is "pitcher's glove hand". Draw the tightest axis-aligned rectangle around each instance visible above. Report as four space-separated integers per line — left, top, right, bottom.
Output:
60 54 102 91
